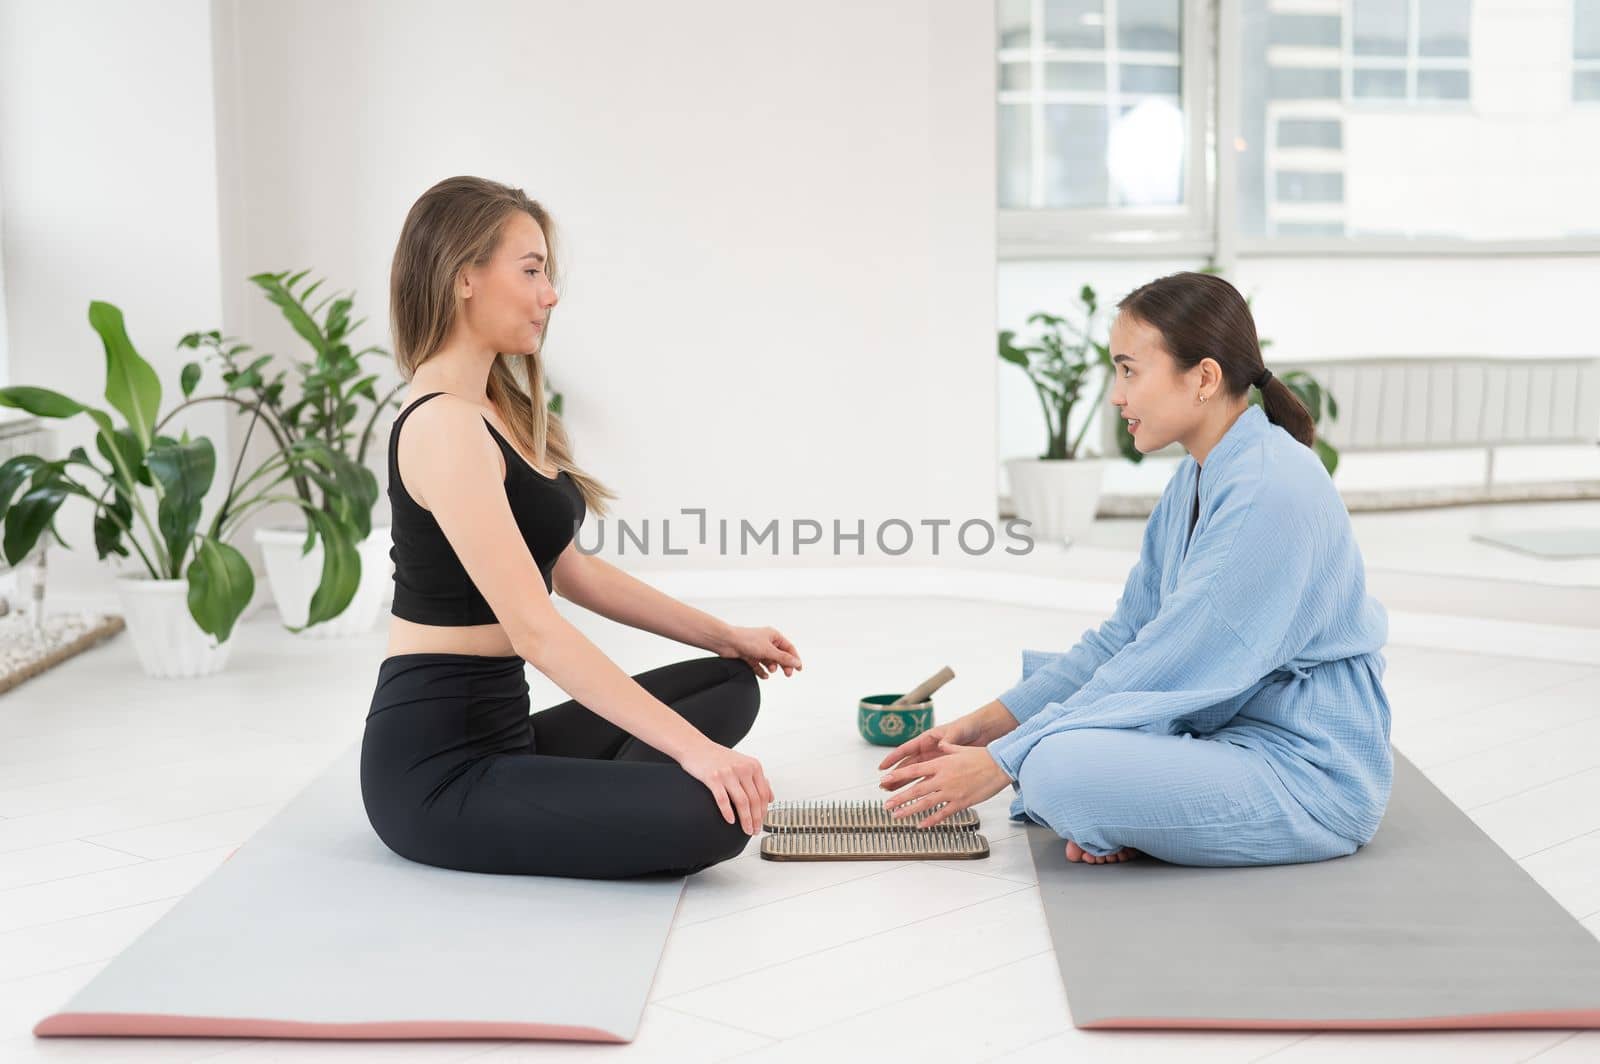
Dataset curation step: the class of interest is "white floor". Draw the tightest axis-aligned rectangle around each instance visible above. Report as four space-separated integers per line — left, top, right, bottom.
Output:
3 562 1600 1059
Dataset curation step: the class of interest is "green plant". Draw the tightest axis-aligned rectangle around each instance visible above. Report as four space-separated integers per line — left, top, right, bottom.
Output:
0 302 364 642
999 285 1112 461
180 269 402 530
1111 264 1342 474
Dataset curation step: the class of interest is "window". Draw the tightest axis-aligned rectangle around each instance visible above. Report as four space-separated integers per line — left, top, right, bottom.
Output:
999 0 1600 253
1578 0 1600 102
997 0 1208 253
1237 1 1471 239
1236 0 1600 243
1348 0 1471 103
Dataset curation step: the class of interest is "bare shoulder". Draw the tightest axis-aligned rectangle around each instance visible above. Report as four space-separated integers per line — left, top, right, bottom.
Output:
395 393 499 510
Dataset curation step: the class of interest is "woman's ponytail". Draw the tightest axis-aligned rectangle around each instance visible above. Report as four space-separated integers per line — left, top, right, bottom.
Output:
1256 372 1315 449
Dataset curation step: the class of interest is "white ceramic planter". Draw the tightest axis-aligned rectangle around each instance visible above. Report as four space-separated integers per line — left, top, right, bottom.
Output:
255 524 393 639
114 576 233 678
1005 457 1109 546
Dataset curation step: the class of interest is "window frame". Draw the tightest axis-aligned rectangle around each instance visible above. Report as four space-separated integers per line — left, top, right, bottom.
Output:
998 0 1600 262
998 0 1216 259
1344 0 1473 108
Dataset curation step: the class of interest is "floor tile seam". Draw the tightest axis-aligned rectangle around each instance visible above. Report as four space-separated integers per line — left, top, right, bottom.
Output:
714 945 1058 1057
1459 768 1600 814
674 862 911 928
0 798 284 855
1423 713 1600 775
1471 765 1600 819
658 883 1037 1003
649 1000 781 1046
1521 1030 1585 1062
0 889 181 941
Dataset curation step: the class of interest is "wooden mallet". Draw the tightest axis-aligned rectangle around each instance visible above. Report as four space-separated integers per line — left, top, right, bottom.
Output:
887 665 955 707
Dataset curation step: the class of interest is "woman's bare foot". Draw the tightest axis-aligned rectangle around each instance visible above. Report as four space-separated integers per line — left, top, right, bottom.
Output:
1065 839 1142 865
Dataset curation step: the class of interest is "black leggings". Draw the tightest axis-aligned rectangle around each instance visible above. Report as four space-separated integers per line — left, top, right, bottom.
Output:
360 652 760 879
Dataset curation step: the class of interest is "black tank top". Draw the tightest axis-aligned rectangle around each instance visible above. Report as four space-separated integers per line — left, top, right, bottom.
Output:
387 391 586 626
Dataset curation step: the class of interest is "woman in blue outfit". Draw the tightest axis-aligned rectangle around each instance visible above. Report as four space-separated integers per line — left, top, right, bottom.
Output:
878 271 1392 868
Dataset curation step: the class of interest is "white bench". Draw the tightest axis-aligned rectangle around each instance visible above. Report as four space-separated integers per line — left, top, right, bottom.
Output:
1288 355 1600 490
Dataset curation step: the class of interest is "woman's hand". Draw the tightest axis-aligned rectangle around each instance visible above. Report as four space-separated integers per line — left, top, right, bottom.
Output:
719 625 802 679
677 741 774 835
877 698 1020 778
876 714 987 778
879 739 1013 829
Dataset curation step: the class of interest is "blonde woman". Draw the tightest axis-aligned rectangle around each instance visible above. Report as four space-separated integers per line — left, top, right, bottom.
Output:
361 176 801 879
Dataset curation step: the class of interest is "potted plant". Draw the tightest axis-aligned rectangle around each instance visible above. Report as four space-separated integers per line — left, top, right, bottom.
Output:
184 269 401 639
999 284 1115 544
0 302 362 677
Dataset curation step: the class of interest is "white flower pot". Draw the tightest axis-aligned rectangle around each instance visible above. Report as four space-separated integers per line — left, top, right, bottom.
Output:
255 524 393 639
1005 457 1109 546
114 576 233 678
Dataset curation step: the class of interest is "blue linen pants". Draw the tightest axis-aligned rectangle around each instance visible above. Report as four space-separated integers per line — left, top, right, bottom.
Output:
1012 728 1360 866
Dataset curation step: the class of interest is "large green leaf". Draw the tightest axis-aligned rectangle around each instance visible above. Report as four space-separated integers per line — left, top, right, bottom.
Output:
147 439 215 573
291 440 378 538
186 537 254 643
325 297 353 343
3 479 69 566
291 506 361 632
88 302 162 451
93 487 134 560
1313 437 1340 476
0 454 50 522
96 427 155 488
0 386 91 420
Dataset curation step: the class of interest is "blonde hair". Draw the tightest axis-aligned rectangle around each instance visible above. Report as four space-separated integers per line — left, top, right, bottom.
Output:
389 175 614 515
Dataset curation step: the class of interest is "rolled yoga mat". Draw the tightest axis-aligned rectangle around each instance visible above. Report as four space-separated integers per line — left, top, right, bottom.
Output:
34 743 683 1042
1027 750 1600 1030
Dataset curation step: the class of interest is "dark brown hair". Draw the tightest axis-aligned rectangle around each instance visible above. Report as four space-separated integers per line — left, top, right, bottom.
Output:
1117 271 1315 449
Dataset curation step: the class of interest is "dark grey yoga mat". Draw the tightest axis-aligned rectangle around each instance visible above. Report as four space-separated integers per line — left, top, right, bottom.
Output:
35 743 684 1042
1028 751 1600 1029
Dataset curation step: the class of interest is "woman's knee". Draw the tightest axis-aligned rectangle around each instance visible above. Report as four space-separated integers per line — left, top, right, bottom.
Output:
709 658 760 743
1015 730 1139 839
657 807 752 875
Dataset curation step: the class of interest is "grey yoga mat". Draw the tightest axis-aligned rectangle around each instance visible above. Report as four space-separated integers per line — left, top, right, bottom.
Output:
34 743 684 1042
1028 750 1600 1030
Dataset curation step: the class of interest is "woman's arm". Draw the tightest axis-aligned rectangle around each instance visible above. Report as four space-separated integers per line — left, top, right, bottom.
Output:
552 546 802 676
398 397 773 831
996 478 1173 726
551 545 733 653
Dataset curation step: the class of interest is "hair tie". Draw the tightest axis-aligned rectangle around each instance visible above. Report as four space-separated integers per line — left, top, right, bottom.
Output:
1254 367 1273 390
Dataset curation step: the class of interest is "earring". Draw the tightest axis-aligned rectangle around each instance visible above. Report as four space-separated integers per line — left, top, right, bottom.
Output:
1200 394 1208 403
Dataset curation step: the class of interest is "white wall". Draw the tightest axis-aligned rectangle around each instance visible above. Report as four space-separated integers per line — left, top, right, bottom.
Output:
211 0 998 568
0 0 229 599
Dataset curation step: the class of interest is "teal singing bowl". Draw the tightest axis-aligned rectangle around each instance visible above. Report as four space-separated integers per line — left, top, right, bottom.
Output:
858 693 934 747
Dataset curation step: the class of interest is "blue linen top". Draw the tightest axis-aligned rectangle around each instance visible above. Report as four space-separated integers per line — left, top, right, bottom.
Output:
987 404 1394 844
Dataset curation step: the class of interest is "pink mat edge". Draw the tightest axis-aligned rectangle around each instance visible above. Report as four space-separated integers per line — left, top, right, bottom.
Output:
33 1012 626 1042
1081 1008 1600 1030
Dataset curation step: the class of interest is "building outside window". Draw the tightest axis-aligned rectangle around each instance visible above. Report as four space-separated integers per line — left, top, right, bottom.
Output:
999 0 1600 251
